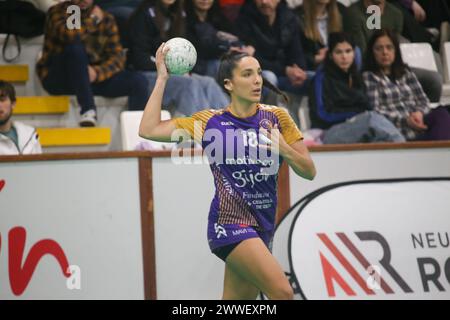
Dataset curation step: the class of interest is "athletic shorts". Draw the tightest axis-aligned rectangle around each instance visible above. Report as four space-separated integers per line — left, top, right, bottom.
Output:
208 223 274 262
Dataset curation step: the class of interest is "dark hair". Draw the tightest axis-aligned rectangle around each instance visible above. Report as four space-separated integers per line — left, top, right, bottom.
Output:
325 32 358 77
364 29 407 80
0 80 16 103
217 51 289 103
130 0 186 40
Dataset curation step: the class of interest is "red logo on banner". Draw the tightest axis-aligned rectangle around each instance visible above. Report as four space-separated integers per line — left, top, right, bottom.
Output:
0 180 72 296
317 232 412 297
8 227 72 296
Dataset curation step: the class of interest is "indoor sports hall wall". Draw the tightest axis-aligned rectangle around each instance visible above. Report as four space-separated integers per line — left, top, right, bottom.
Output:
274 143 450 300
152 143 450 299
0 154 154 299
0 142 449 299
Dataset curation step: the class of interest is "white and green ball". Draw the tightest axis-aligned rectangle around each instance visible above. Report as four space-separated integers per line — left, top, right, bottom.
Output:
164 37 197 75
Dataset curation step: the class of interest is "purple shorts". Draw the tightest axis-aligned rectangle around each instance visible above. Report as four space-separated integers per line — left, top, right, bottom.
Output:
208 222 274 261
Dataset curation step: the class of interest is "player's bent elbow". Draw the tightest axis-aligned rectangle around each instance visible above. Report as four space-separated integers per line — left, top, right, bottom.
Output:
306 167 317 181
302 163 317 181
138 127 155 141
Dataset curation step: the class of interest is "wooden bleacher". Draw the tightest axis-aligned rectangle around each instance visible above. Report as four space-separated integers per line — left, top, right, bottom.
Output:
36 127 111 147
0 64 29 82
15 96 70 114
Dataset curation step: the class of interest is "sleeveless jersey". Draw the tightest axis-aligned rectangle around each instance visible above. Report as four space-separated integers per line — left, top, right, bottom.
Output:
174 104 303 231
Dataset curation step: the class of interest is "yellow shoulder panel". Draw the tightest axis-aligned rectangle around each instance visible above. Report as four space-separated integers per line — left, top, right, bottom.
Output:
268 107 303 145
173 109 223 141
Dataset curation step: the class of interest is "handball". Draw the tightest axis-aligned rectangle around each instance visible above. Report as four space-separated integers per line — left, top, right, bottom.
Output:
164 37 197 75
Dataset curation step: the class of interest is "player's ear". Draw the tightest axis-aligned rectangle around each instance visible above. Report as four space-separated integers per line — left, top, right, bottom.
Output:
223 79 232 92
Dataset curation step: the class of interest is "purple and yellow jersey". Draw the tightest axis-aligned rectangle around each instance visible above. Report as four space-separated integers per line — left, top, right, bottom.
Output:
174 104 303 231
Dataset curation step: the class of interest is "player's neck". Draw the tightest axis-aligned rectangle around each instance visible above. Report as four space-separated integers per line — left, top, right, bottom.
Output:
228 100 258 118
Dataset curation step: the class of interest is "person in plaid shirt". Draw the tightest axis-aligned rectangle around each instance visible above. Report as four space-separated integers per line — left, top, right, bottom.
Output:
363 29 450 141
36 0 149 126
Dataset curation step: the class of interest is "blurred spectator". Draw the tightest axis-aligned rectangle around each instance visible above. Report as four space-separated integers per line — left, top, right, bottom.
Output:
344 0 403 54
96 0 142 47
387 0 439 50
185 0 254 78
393 0 450 31
127 0 230 116
363 29 450 141
309 32 404 144
0 81 42 155
296 0 344 70
237 0 309 122
218 0 244 22
36 0 149 127
344 0 443 103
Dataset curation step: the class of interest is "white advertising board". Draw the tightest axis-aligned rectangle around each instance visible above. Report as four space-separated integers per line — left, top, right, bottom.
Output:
0 158 145 299
289 179 450 299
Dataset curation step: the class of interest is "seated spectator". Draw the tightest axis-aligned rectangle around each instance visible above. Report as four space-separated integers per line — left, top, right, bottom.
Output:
344 0 403 53
36 0 149 127
218 0 244 23
387 0 439 50
344 0 443 102
127 0 230 116
185 0 254 78
237 0 310 124
96 0 142 47
363 29 450 141
309 32 404 144
296 0 344 70
0 81 42 155
393 0 450 31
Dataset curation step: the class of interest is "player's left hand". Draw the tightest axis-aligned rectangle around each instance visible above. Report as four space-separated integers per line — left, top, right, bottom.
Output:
259 124 290 156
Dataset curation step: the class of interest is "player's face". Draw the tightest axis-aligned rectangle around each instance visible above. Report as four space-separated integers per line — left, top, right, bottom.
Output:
0 95 14 126
228 57 263 103
254 0 280 18
373 35 396 71
331 41 354 73
193 0 214 12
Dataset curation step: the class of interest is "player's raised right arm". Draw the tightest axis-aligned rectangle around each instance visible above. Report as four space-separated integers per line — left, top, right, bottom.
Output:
139 43 177 142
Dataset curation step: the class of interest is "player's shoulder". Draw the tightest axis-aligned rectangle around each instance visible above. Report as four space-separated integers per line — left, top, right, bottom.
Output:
192 108 226 119
258 103 278 111
258 104 290 117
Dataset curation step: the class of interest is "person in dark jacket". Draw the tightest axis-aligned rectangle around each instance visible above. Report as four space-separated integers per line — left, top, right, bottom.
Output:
309 32 404 144
185 0 254 77
236 0 309 96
